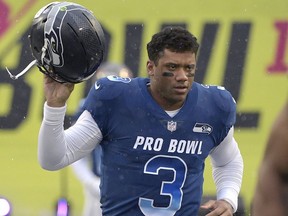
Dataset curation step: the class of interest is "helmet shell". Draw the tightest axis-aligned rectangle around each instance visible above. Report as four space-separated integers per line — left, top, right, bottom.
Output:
29 2 105 83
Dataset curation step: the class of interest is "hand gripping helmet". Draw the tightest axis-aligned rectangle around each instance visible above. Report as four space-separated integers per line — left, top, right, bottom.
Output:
28 1 106 83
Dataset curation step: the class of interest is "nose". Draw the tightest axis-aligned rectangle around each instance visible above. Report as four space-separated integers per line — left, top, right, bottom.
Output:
175 68 188 81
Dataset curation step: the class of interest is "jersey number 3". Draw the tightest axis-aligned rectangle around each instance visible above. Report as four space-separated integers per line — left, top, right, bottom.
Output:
139 155 187 216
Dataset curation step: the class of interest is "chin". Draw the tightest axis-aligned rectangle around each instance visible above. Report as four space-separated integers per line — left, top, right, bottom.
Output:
171 95 186 104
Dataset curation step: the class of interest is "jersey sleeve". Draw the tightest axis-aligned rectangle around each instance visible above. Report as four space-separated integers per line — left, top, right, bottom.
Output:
212 86 237 127
82 76 132 135
208 85 237 145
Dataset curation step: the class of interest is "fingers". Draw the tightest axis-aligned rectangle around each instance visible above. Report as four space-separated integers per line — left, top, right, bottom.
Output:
64 82 75 92
201 200 215 209
200 200 233 216
44 74 54 84
43 75 75 107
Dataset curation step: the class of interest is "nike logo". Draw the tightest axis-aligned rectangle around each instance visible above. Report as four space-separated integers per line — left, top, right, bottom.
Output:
95 82 101 90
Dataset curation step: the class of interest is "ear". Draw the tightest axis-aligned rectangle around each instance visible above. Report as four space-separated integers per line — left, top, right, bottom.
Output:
146 60 154 76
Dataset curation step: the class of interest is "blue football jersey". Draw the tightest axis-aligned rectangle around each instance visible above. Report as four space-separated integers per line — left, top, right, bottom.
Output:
82 76 236 216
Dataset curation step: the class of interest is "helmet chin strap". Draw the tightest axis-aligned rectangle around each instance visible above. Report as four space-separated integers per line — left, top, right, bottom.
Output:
5 59 37 80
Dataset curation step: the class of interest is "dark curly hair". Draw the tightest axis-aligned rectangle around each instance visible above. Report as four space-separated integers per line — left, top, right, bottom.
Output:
147 26 199 65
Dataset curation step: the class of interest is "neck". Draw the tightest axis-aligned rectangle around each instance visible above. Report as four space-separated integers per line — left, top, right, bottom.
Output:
147 85 183 111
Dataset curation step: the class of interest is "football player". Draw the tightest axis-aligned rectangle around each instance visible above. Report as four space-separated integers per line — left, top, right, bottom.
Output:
37 22 243 215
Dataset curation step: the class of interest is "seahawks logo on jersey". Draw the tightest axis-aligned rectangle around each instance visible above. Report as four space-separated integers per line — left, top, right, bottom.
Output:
193 123 213 134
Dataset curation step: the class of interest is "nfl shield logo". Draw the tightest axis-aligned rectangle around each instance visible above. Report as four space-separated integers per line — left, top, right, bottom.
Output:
167 121 177 132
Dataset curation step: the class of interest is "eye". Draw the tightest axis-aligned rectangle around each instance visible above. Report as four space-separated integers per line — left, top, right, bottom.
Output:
167 63 177 71
185 65 196 77
186 65 195 72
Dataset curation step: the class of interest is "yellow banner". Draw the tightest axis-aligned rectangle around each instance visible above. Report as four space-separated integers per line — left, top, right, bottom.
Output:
0 0 287 215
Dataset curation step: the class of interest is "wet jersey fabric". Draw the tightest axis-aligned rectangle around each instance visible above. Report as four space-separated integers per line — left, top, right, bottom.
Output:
82 76 236 216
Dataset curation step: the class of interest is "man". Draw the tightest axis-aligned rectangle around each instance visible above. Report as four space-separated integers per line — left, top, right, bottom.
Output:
71 62 133 216
38 26 243 215
252 101 288 216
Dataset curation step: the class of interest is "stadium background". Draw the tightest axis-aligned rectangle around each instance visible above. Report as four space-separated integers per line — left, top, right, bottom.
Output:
0 0 287 215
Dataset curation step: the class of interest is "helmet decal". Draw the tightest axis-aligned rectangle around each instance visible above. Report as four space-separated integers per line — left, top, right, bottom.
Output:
42 2 71 68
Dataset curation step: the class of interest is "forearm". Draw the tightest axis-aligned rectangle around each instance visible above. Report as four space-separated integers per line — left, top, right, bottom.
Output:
38 103 68 170
210 127 244 212
212 151 243 212
38 102 102 171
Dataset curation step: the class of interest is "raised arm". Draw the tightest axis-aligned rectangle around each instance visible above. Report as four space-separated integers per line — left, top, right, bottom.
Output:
38 76 103 170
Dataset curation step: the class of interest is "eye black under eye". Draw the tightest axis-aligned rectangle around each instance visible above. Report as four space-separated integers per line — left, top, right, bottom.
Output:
186 72 195 77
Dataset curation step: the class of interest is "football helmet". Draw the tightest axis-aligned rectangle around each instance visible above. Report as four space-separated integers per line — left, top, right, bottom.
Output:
28 1 106 83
